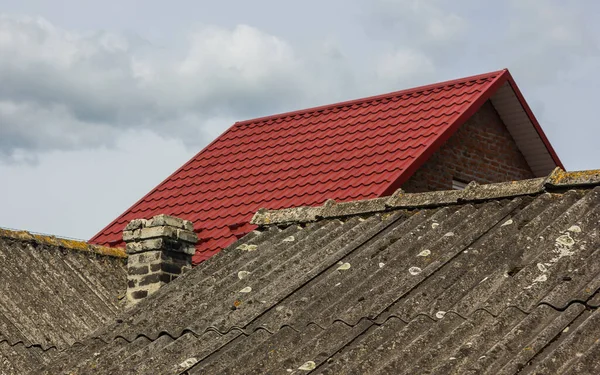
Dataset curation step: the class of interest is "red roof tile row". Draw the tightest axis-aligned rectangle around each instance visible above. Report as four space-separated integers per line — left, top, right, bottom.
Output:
90 69 526 264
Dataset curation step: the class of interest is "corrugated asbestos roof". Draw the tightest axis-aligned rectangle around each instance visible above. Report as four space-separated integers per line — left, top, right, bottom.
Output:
37 169 600 375
0 229 127 375
89 69 562 265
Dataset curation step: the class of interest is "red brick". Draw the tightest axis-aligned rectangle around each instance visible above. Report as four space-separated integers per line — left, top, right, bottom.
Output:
402 100 534 193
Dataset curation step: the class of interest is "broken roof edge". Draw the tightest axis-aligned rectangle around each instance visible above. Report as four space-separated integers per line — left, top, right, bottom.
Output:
251 168 600 226
0 227 127 258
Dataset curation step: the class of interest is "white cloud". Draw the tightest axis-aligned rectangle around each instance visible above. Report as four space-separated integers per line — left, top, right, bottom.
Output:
375 48 435 88
0 16 343 162
500 0 599 86
366 0 468 50
363 0 468 86
0 12 446 239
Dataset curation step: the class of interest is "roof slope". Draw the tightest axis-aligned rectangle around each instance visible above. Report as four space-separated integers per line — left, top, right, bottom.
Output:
0 229 127 375
91 69 561 264
39 169 600 375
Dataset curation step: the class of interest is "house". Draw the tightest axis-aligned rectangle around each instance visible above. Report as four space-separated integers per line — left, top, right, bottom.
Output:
26 168 600 374
89 69 563 264
6 69 596 375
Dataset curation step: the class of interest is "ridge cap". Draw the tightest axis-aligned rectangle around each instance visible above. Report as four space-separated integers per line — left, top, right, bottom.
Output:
251 168 600 226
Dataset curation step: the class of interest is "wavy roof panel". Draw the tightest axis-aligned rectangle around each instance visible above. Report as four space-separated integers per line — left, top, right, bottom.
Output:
41 174 600 374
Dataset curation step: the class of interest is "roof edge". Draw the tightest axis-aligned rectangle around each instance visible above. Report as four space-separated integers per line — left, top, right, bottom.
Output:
235 69 507 126
380 69 510 196
251 168 600 226
1 228 127 258
89 69 508 246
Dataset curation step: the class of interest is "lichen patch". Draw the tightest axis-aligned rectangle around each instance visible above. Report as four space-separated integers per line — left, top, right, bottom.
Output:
337 262 351 271
237 244 258 251
298 361 316 371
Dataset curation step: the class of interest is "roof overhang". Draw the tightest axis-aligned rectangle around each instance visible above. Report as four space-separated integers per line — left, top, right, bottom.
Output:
489 72 563 177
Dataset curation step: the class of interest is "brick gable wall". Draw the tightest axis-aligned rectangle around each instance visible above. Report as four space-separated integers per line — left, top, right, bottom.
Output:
402 100 534 193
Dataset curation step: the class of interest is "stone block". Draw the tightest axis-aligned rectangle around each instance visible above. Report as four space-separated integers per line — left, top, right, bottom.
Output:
150 262 161 272
122 229 141 242
139 238 166 251
181 246 197 255
176 229 198 244
161 262 183 275
126 242 143 254
126 239 167 254
128 251 161 264
139 226 177 240
124 219 148 231
145 214 186 229
127 265 149 276
182 220 194 232
130 290 148 300
139 273 162 286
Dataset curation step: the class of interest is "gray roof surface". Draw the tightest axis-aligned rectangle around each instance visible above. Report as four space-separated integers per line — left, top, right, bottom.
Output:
0 230 127 375
37 169 600 375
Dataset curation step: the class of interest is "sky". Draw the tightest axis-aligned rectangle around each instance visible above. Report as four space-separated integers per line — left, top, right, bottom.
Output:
0 0 598 240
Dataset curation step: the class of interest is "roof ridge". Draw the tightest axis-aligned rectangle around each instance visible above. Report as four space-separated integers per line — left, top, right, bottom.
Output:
251 168 600 226
235 69 507 126
0 227 127 258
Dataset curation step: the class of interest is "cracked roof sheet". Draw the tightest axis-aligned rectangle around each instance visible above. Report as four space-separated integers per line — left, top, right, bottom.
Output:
38 171 600 375
0 230 127 375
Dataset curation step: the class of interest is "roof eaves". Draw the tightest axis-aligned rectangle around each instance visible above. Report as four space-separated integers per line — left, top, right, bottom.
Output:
503 70 564 169
1 228 127 258
251 168 600 226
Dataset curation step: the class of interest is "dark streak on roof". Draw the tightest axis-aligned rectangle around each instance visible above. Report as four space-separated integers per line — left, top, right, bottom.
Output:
37 168 600 375
0 230 127 375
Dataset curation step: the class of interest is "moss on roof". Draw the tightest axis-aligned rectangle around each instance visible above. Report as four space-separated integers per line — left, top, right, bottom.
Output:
0 228 126 258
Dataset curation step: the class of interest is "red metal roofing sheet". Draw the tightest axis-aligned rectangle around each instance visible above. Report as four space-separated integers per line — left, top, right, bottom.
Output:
90 70 509 264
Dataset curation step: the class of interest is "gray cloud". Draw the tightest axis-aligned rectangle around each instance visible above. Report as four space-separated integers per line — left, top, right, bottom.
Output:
0 0 598 241
0 16 356 161
499 0 599 87
0 2 598 168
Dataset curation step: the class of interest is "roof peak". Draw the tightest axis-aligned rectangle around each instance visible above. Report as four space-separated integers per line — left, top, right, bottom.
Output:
0 227 126 258
251 168 600 226
235 69 508 127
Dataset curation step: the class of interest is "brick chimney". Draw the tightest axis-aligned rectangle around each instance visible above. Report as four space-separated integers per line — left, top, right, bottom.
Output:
123 214 197 305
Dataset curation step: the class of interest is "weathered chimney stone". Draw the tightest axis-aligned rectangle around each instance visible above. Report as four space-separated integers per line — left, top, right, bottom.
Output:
123 214 197 305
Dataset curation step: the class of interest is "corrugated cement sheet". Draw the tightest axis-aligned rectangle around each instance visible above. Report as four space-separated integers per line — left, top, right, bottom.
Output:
39 187 600 374
0 235 126 375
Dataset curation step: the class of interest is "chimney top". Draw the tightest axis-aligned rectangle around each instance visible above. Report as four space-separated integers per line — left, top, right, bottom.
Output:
123 214 197 306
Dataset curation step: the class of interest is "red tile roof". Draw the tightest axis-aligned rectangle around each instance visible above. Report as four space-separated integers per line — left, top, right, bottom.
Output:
90 69 560 264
